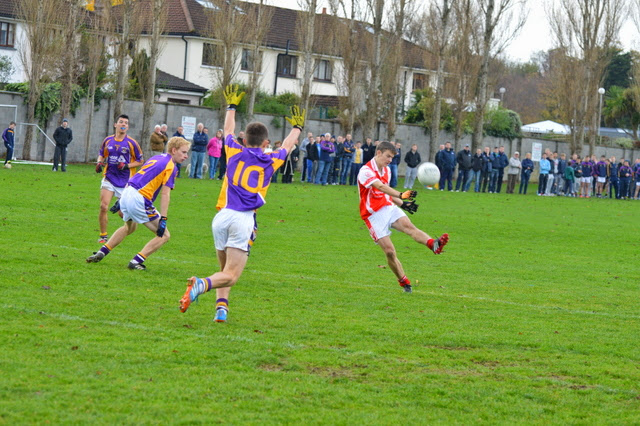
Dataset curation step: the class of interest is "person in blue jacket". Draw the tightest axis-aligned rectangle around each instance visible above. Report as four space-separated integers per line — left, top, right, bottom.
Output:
495 146 509 193
489 147 501 193
538 152 551 195
190 123 208 179
519 152 534 194
438 142 455 191
619 160 632 199
480 146 492 192
2 121 15 166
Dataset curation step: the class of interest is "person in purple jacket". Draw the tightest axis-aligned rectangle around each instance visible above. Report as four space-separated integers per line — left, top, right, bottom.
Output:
87 136 191 270
179 85 306 323
595 155 607 197
315 132 336 185
579 157 594 198
95 114 144 243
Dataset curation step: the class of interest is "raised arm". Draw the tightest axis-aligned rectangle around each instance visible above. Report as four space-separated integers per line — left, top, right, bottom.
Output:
282 106 306 154
223 85 245 136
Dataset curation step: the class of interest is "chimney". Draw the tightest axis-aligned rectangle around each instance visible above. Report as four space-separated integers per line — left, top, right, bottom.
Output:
322 7 327 14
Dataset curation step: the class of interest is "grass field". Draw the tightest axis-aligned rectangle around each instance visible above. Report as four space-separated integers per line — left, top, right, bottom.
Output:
1 163 639 424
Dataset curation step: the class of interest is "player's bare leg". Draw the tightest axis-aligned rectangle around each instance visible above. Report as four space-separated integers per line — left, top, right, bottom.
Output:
392 216 449 254
215 250 231 321
98 188 114 242
86 220 137 263
376 236 412 293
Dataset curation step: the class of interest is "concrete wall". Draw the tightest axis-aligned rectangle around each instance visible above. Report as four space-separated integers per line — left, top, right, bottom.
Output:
2 91 638 177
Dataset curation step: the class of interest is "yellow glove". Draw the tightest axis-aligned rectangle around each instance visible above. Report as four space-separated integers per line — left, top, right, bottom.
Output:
223 84 245 109
285 106 306 130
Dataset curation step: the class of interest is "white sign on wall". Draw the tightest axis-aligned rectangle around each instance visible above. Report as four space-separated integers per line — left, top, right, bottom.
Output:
532 142 542 162
182 116 196 140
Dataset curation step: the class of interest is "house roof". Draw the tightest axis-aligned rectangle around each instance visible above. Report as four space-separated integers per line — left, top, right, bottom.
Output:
0 0 15 19
156 70 208 93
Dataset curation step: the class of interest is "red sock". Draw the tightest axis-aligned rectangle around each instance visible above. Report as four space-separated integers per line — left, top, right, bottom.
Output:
426 239 435 250
398 276 411 287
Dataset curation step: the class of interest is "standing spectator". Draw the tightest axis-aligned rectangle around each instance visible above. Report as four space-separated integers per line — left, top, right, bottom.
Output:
471 148 483 192
270 141 283 183
307 136 319 183
150 125 167 156
434 144 445 182
52 118 73 172
2 121 15 167
519 152 534 194
173 126 185 177
489 147 501 193
544 152 558 196
480 146 493 192
538 153 551 195
207 129 223 179
350 141 363 186
282 140 299 183
362 137 375 164
160 124 169 151
300 132 312 181
619 160 632 199
563 160 575 196
496 146 509 193
403 144 421 189
580 157 594 198
608 156 619 199
455 143 472 192
316 134 335 185
190 123 207 179
595 155 608 197
330 135 342 185
438 142 455 191
389 141 401 188
506 151 521 194
573 156 583 195
632 158 640 199
556 153 567 195
340 134 354 185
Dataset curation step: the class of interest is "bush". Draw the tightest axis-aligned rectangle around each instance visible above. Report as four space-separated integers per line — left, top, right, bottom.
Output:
484 107 522 140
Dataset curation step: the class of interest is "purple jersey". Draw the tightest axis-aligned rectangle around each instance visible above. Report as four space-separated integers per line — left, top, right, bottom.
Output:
99 135 143 188
128 154 177 204
216 134 287 211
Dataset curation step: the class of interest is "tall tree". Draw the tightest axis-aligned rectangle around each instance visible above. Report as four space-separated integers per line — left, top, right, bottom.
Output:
471 0 526 152
245 0 273 118
58 0 84 128
17 0 62 160
362 0 385 140
550 0 628 154
424 0 455 158
296 0 318 116
113 0 141 121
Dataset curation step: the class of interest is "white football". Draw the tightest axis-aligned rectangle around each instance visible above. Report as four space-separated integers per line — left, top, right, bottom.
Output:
417 162 440 186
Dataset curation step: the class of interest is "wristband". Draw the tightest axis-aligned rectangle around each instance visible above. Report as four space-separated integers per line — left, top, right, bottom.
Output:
227 104 237 111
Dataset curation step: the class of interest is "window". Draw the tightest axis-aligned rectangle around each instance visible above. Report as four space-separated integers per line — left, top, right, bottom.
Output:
412 73 428 91
202 43 222 67
0 22 15 48
167 98 191 105
276 54 297 78
241 49 262 72
313 60 332 82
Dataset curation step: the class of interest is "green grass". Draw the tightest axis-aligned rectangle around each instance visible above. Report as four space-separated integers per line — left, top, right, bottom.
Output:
1 164 639 424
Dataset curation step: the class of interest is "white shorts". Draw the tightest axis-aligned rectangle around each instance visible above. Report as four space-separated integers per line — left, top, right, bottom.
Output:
597 177 606 183
101 178 124 198
119 186 159 224
582 177 592 184
212 208 257 253
636 181 640 187
364 205 407 242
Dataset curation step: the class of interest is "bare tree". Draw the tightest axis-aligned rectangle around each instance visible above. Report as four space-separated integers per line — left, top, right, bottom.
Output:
550 0 628 155
470 0 526 152
329 0 368 135
424 0 455 157
17 0 62 160
362 0 385 140
296 0 318 115
81 5 112 162
57 0 84 127
135 0 168 155
112 0 141 121
245 0 274 118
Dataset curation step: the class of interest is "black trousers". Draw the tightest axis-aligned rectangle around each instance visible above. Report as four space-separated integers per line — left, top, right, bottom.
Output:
53 145 67 171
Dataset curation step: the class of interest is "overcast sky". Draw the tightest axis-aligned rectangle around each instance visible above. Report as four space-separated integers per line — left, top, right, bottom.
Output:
252 0 639 63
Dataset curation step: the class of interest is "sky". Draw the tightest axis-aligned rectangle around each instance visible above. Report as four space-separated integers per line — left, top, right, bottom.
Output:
254 0 639 63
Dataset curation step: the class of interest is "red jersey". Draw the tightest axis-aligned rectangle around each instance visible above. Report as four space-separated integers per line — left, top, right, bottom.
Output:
358 159 394 220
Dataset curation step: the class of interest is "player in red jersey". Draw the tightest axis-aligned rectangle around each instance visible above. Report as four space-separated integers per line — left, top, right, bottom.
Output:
358 141 449 293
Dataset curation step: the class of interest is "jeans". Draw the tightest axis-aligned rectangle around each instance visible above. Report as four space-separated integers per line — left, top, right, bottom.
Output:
471 170 481 192
439 168 453 190
538 174 549 194
455 169 471 191
389 164 398 187
316 160 331 184
544 174 554 195
302 156 309 181
489 170 499 192
564 179 575 195
53 145 67 171
329 157 339 184
555 174 564 194
309 160 319 183
190 151 205 178
405 166 418 188
350 163 362 185
340 157 352 185
208 156 220 179
519 171 531 194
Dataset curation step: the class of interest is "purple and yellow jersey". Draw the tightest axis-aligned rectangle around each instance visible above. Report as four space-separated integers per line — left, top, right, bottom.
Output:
99 135 143 188
128 154 177 203
216 134 287 211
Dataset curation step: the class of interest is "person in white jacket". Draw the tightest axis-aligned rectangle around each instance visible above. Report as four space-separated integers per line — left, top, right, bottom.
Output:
506 152 522 194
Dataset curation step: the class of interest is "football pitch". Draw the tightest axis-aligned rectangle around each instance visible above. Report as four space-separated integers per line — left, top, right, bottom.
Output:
1 165 638 423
